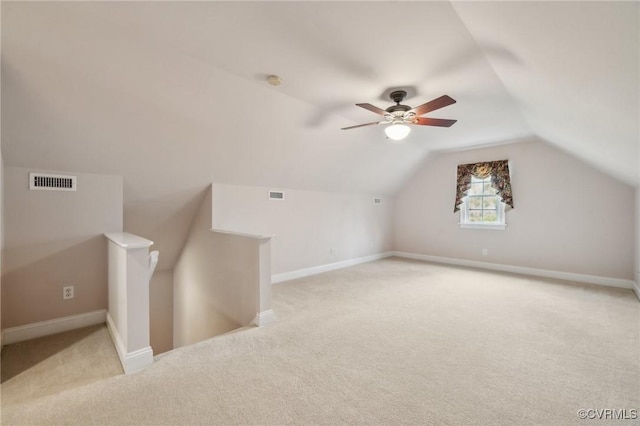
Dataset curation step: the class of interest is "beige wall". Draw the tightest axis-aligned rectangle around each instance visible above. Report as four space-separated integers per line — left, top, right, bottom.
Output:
211 184 395 275
2 167 123 328
150 269 173 354
1 6 3 342
173 188 261 348
0 153 3 341
395 139 635 280
636 184 640 287
636 141 640 287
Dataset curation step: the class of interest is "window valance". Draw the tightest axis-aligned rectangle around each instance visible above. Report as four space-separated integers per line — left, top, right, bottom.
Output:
454 160 513 213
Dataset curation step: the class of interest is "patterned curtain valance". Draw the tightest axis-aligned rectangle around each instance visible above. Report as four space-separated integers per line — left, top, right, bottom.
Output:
453 160 514 212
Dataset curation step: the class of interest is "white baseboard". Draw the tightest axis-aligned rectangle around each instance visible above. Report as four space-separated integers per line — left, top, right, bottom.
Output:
272 251 394 284
1 309 107 346
393 251 635 291
252 309 277 326
106 313 127 370
121 346 154 374
106 313 154 374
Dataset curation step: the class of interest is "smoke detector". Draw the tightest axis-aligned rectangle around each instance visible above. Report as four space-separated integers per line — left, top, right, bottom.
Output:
267 75 283 86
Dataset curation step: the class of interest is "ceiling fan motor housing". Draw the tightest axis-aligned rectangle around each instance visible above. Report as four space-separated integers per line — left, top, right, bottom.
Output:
389 90 407 103
386 90 411 114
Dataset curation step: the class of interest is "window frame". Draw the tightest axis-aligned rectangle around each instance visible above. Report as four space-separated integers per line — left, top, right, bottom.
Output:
459 176 507 231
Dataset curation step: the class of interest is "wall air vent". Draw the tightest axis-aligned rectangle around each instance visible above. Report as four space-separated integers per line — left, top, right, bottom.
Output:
29 173 77 191
269 191 284 200
373 198 382 204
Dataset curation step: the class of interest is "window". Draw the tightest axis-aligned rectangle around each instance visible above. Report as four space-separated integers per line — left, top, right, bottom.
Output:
460 175 506 230
454 159 513 230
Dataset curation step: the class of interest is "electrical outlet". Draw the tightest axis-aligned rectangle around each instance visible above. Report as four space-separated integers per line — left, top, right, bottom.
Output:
482 248 488 256
63 285 74 300
330 248 336 255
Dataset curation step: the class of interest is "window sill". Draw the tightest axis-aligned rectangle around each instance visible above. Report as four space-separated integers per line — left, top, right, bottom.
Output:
459 223 507 231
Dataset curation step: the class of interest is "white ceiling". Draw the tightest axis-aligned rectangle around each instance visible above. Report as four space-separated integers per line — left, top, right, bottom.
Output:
453 1 639 185
2 1 638 270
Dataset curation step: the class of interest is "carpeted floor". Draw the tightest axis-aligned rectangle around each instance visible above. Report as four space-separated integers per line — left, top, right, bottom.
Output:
1 324 123 407
0 322 255 409
1 257 638 425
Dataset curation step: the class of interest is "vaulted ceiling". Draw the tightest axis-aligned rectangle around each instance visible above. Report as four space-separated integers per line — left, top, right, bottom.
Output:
2 1 638 270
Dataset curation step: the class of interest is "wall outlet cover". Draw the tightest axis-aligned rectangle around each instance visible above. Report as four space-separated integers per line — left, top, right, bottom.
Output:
63 285 75 300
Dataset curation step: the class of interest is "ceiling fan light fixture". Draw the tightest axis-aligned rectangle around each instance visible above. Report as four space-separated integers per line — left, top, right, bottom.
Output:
385 123 411 141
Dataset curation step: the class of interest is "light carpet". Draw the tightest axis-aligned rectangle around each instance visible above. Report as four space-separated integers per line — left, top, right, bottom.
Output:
2 257 638 425
1 324 123 407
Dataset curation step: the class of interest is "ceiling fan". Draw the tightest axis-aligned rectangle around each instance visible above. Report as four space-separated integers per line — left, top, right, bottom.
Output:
341 90 457 141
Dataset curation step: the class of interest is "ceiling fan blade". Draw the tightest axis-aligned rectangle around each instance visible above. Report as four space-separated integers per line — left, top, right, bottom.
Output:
410 95 456 116
413 117 457 127
356 103 387 116
341 121 381 130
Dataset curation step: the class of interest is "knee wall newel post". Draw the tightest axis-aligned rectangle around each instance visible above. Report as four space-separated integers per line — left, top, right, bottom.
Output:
105 232 155 374
252 236 277 326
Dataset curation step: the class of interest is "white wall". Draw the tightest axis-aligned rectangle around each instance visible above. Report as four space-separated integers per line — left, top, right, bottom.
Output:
173 188 261 348
395 139 635 280
150 269 173 354
2 167 123 328
211 184 395 275
107 242 128 346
